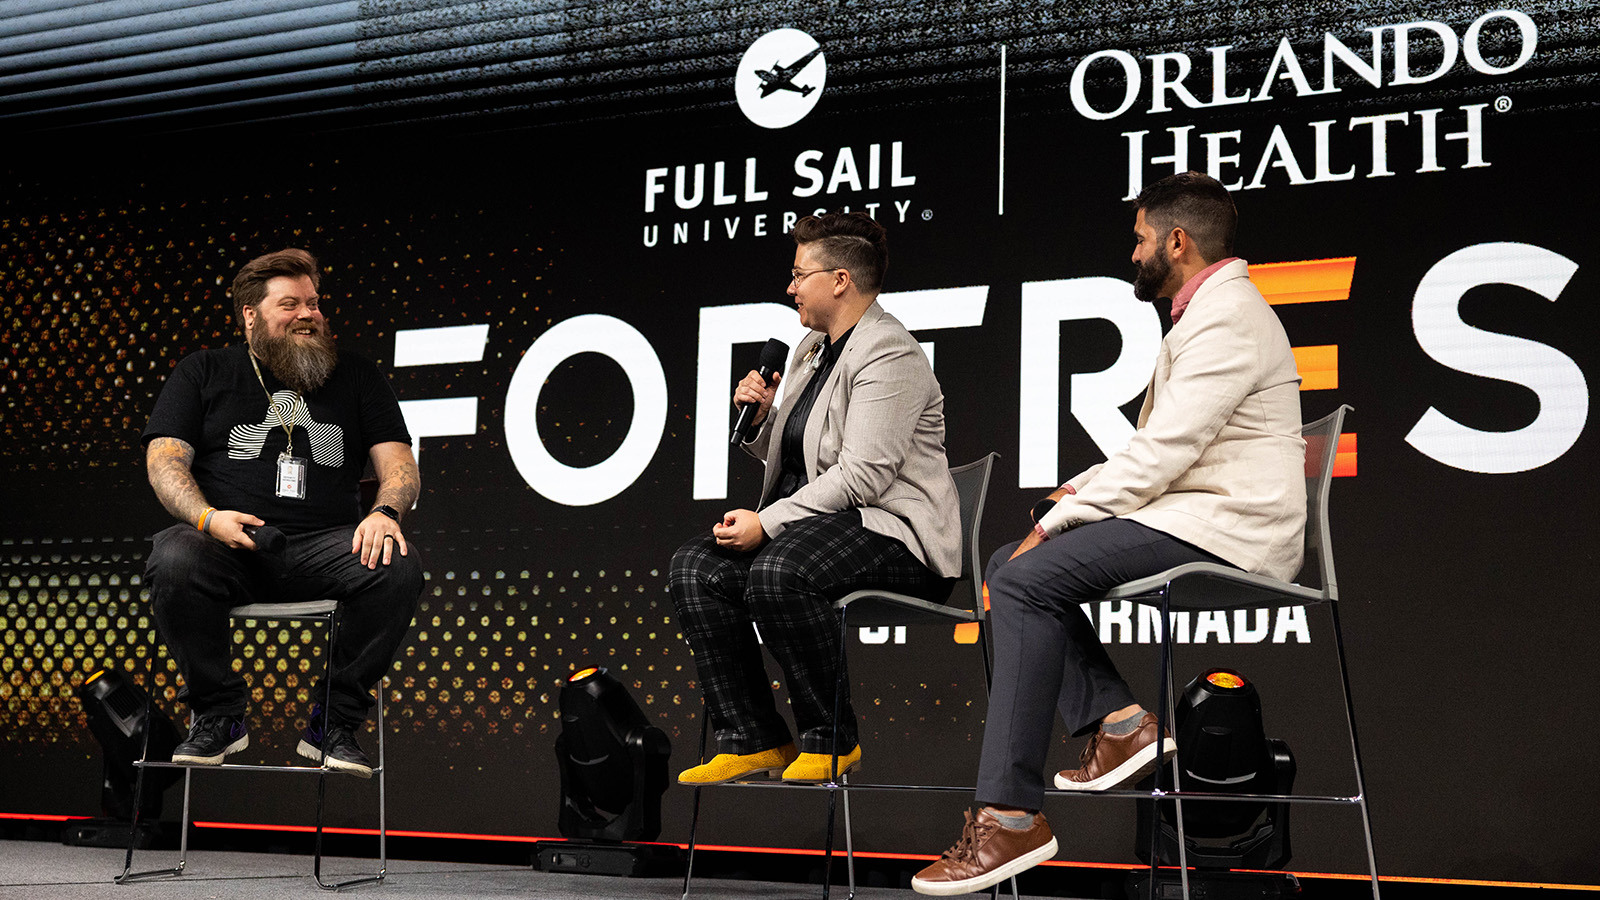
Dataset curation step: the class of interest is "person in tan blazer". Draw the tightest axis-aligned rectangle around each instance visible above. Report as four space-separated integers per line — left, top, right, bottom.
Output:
671 212 961 786
914 173 1306 896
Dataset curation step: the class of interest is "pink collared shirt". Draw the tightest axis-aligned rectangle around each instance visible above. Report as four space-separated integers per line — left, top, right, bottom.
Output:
1169 256 1241 323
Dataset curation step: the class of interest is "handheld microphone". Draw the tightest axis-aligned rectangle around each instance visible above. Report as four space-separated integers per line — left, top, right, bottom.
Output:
242 524 286 555
730 338 789 445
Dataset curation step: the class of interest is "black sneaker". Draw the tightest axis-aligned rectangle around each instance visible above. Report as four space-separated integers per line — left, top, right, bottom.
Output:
171 714 249 765
297 713 374 779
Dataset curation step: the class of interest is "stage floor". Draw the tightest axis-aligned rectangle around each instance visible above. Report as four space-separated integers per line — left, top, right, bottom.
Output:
0 840 1065 899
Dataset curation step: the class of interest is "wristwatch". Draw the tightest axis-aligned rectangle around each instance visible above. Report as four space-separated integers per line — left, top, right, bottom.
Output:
372 504 401 523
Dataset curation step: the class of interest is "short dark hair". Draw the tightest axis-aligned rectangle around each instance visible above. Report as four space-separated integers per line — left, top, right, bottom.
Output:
231 248 320 330
791 212 888 295
1133 172 1237 264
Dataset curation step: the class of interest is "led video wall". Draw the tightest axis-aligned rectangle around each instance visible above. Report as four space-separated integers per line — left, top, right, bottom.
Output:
3 0 1597 886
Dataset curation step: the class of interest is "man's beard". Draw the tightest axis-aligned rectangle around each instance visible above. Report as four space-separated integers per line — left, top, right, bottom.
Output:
1133 252 1171 304
251 324 338 394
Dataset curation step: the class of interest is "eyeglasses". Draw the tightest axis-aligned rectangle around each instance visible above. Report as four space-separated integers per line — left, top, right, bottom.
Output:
790 267 842 285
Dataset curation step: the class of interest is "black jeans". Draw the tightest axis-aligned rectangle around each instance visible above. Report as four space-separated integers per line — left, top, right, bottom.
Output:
975 518 1234 810
146 524 422 727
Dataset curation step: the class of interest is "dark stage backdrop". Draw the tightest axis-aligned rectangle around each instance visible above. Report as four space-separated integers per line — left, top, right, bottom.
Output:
2 0 1597 886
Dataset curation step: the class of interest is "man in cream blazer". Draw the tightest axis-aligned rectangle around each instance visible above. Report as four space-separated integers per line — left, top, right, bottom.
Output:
914 173 1305 896
671 212 961 786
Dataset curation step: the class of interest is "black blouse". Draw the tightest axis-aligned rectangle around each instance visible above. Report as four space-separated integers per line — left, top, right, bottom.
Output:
766 326 854 505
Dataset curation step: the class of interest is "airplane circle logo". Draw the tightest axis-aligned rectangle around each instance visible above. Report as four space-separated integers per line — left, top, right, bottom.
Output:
736 29 826 129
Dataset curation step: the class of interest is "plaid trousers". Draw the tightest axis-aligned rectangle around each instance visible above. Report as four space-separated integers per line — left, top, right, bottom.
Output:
670 509 950 755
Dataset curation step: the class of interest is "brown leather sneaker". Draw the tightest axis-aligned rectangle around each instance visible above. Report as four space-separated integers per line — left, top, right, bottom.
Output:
911 808 1058 896
1054 712 1177 791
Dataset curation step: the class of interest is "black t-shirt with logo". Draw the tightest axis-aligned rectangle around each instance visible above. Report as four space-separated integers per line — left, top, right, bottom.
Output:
142 343 412 534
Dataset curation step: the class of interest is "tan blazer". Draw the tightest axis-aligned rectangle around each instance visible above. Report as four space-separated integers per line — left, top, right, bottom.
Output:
744 302 962 578
1038 260 1307 581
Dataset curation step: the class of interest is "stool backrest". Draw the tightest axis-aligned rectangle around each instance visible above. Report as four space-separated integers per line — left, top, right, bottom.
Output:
947 453 999 616
1296 404 1352 600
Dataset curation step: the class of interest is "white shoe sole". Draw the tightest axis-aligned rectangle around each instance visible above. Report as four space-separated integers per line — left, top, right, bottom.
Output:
911 836 1058 896
296 739 374 778
1054 737 1177 791
171 733 248 765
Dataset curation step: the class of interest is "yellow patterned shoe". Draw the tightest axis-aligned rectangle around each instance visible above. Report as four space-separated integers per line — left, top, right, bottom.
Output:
781 745 862 783
677 743 799 785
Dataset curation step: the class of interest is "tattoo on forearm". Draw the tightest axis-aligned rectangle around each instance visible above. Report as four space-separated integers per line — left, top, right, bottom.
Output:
374 461 421 515
146 437 209 525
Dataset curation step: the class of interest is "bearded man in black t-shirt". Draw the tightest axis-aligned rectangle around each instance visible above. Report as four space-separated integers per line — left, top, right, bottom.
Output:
141 248 422 777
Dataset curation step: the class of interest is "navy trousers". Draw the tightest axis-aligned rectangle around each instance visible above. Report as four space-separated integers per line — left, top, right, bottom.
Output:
975 518 1233 810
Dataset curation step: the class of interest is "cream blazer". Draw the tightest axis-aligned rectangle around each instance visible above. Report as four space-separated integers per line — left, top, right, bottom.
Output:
1038 260 1307 581
744 302 962 578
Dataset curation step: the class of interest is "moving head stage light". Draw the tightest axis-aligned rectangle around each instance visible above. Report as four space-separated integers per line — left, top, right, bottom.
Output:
66 667 182 848
539 665 673 876
1135 669 1297 899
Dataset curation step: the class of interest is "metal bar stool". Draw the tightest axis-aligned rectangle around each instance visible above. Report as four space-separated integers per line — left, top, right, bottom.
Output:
682 454 1014 900
118 600 387 891
1084 404 1380 900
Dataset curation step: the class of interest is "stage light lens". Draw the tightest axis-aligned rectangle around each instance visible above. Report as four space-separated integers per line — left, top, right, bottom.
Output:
569 667 600 683
1204 670 1246 689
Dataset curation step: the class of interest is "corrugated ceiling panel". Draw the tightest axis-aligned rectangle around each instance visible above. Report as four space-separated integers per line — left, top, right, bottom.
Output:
0 0 1591 134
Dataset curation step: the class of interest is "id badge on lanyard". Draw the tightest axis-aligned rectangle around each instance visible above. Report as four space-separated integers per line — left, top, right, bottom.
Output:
276 451 308 499
251 353 310 500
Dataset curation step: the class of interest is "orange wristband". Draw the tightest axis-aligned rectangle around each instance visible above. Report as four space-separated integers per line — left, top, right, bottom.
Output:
197 507 217 533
